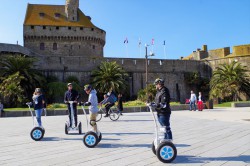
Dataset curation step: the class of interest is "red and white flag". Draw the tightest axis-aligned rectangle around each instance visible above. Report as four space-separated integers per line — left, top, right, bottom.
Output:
151 38 154 45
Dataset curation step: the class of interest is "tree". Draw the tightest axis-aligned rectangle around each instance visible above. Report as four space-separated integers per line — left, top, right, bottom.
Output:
91 61 128 93
137 84 157 102
0 72 26 107
210 61 250 101
0 55 46 100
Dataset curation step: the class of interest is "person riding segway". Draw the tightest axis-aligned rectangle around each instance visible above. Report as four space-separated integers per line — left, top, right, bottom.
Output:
149 78 177 163
64 83 81 134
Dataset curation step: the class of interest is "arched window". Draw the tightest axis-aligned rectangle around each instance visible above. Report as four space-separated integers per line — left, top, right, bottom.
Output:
40 43 45 50
53 43 57 50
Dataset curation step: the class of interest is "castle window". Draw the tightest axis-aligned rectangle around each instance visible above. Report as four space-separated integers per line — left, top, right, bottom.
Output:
53 43 57 50
91 28 94 31
31 26 34 29
92 45 95 50
79 45 80 49
39 12 45 17
55 13 61 18
56 26 59 30
43 26 46 30
40 43 45 50
72 17 75 21
80 27 83 30
68 27 71 30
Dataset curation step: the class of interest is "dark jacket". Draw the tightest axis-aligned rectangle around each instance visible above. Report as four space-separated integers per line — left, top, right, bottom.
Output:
117 96 123 110
64 90 79 102
154 86 171 115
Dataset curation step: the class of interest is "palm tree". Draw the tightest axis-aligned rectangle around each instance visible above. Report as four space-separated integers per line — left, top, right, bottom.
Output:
0 72 26 107
91 61 128 93
0 55 46 100
210 61 250 101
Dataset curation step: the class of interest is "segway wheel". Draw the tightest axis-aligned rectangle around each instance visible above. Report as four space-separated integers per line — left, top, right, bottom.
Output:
42 128 45 135
30 127 44 141
78 122 82 134
156 142 177 163
96 111 102 122
65 123 68 135
98 132 102 143
83 131 98 148
151 141 156 155
109 109 120 121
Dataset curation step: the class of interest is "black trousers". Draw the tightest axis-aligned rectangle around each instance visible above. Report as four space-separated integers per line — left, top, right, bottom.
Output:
68 104 77 127
105 103 115 115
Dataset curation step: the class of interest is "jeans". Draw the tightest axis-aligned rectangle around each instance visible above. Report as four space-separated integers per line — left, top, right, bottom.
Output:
35 109 43 127
189 101 196 111
68 104 78 127
157 114 173 140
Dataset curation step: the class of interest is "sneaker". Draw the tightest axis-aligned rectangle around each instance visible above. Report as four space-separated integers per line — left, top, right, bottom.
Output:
104 115 108 117
120 113 123 116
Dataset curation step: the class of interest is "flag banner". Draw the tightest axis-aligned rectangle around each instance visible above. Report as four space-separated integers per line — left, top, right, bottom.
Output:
138 38 141 46
151 38 154 45
124 38 128 44
163 40 166 45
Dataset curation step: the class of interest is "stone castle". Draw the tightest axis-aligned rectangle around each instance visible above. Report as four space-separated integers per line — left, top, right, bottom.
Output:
0 0 249 102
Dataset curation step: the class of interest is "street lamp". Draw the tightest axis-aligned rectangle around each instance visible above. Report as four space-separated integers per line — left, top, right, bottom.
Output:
145 44 155 87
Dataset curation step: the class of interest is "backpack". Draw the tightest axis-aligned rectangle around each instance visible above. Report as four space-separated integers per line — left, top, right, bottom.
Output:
110 92 118 102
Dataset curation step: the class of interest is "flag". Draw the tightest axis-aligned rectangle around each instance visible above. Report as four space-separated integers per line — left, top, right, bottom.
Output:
138 38 141 46
124 38 128 44
151 38 154 45
163 40 166 45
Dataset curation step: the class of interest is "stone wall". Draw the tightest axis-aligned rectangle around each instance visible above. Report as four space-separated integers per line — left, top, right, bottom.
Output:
23 25 105 58
33 55 211 103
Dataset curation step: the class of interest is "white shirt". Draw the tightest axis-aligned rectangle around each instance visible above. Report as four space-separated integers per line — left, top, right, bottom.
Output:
190 94 197 102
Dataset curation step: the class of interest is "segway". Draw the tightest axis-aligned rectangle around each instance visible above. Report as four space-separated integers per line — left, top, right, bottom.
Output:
65 101 82 134
26 102 46 141
147 103 177 163
80 102 102 148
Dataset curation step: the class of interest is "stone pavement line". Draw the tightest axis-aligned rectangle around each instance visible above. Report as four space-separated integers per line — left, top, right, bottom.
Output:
0 108 249 166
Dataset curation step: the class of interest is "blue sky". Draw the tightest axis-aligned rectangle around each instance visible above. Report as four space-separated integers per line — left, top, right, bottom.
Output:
0 0 250 59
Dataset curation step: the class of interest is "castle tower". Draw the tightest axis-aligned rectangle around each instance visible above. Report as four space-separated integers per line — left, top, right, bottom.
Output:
65 0 79 22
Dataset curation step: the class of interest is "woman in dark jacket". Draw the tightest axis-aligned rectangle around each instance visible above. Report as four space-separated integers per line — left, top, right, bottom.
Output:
117 94 123 115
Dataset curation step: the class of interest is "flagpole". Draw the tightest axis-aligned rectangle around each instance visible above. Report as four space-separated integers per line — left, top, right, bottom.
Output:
164 45 166 59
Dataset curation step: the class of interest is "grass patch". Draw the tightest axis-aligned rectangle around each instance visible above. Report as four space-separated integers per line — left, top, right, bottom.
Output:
214 101 250 107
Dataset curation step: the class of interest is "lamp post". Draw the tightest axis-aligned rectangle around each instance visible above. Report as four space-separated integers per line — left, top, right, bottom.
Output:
145 44 154 101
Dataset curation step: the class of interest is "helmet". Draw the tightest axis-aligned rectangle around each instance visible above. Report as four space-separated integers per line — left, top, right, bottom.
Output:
35 88 42 93
84 84 92 91
154 78 164 85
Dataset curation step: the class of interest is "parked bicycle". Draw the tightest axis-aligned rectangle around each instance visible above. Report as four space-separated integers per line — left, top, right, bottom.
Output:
96 105 120 122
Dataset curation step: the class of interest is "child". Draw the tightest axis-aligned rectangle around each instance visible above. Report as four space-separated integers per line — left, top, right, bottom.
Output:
32 88 45 127
117 94 123 115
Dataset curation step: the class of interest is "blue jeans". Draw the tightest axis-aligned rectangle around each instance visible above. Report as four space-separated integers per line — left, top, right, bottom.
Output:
35 109 43 126
189 101 196 111
157 114 173 139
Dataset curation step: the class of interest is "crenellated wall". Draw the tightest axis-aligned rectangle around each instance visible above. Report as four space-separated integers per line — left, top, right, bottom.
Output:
23 25 105 58
33 55 211 103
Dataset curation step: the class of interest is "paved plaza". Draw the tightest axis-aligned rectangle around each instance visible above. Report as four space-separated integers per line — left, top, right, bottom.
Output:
0 107 250 166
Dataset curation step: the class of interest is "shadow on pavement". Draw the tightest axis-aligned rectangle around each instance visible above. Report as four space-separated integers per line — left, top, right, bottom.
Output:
117 120 153 122
174 155 250 164
103 132 153 136
97 143 151 148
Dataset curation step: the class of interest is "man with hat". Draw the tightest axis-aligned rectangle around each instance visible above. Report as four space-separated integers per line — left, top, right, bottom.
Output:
64 83 79 128
153 78 173 141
